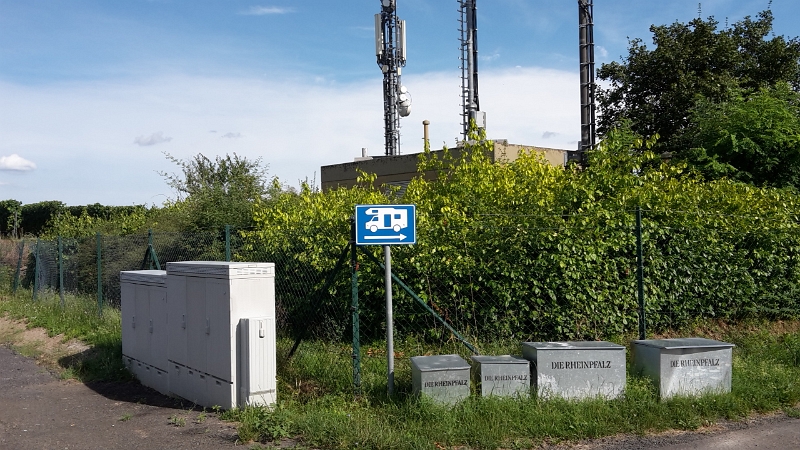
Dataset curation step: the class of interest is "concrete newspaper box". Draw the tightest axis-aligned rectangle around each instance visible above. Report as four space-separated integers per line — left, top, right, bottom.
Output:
522 341 626 400
632 338 734 398
411 354 471 405
471 355 530 398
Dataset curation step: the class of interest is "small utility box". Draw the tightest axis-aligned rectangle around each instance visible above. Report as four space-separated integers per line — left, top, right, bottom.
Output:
411 354 471 405
632 338 734 398
522 341 626 400
120 270 169 396
471 355 530 398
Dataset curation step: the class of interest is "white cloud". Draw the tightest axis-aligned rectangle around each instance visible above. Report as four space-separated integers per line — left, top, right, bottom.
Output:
0 67 579 204
134 132 172 146
597 45 609 58
480 50 501 62
241 6 294 15
221 132 242 139
0 154 37 171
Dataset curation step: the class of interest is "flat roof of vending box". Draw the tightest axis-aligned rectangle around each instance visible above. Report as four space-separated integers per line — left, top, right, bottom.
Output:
410 354 470 372
119 270 166 286
632 338 735 350
166 261 274 279
471 355 528 364
522 341 625 351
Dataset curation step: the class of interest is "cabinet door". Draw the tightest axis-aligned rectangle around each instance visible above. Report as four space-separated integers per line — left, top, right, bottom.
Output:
167 275 188 366
150 286 169 371
186 276 208 373
120 282 135 358
240 317 277 407
206 279 232 381
134 285 151 364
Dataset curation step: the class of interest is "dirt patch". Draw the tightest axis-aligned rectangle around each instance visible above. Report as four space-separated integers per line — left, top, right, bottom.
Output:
0 314 90 374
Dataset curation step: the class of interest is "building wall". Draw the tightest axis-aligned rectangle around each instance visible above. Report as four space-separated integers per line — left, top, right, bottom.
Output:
320 140 572 191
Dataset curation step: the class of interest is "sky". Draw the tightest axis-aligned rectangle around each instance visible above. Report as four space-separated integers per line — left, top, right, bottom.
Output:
1 0 797 206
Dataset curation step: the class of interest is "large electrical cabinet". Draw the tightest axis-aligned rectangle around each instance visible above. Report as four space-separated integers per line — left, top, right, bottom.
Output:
120 261 277 410
166 261 276 409
120 270 170 396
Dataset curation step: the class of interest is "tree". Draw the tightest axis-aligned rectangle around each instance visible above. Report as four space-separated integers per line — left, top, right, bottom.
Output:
597 9 800 157
20 201 65 236
159 153 274 230
683 83 800 188
0 199 22 237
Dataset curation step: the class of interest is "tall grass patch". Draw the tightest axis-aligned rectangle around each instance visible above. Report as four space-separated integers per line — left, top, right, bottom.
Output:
0 288 128 381
234 323 800 448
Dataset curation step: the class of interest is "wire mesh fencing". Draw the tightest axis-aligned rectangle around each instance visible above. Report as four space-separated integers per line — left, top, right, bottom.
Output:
0 208 799 398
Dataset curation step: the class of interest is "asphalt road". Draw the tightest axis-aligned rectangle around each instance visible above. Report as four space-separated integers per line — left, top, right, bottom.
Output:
573 415 800 450
0 345 241 450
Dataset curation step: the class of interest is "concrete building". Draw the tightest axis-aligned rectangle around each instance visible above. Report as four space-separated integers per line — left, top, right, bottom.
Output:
321 140 574 191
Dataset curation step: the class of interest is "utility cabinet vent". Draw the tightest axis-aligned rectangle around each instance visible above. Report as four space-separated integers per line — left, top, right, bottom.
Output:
164 261 275 278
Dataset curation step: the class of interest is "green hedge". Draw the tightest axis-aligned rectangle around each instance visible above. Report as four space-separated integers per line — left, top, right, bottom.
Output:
240 128 800 342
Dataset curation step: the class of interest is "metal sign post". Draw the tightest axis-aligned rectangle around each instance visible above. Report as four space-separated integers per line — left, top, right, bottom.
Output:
384 244 394 395
355 204 416 396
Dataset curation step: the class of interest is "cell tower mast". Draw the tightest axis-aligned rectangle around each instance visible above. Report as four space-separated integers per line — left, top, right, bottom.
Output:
578 0 596 159
375 0 411 156
459 0 485 140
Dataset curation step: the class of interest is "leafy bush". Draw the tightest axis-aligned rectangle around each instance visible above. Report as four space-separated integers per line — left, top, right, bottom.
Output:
242 127 800 344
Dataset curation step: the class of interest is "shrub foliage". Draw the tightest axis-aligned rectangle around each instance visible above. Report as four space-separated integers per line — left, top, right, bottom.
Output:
242 128 800 343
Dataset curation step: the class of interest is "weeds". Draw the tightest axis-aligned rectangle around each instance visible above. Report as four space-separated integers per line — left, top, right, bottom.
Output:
169 415 186 427
119 413 132 422
223 405 294 444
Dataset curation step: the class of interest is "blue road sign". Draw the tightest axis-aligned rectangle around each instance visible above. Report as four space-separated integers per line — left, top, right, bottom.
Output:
355 204 416 246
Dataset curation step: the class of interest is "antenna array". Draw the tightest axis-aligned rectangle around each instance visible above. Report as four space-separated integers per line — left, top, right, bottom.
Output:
459 0 485 140
375 0 411 156
578 0 596 158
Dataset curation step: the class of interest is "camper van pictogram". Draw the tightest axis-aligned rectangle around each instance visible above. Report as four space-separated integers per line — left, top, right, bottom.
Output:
365 207 408 233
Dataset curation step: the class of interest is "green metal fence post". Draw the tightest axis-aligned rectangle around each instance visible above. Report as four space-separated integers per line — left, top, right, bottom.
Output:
636 206 646 340
97 232 103 317
350 216 361 396
148 229 154 270
33 238 40 301
225 225 231 262
12 239 24 293
58 236 65 308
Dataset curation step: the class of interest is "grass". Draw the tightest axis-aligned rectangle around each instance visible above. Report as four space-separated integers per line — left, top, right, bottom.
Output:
2 281 799 448
0 286 130 381
239 324 800 449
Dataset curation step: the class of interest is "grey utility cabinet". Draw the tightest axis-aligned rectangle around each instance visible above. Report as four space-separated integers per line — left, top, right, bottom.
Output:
411 354 471 405
632 338 734 398
471 355 530 398
522 341 626 399
120 270 169 395
166 261 276 409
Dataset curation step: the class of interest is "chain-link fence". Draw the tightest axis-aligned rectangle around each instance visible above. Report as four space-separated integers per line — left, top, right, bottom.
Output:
1 208 798 398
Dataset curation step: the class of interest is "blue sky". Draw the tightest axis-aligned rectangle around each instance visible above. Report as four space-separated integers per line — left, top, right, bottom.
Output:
1 0 796 205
